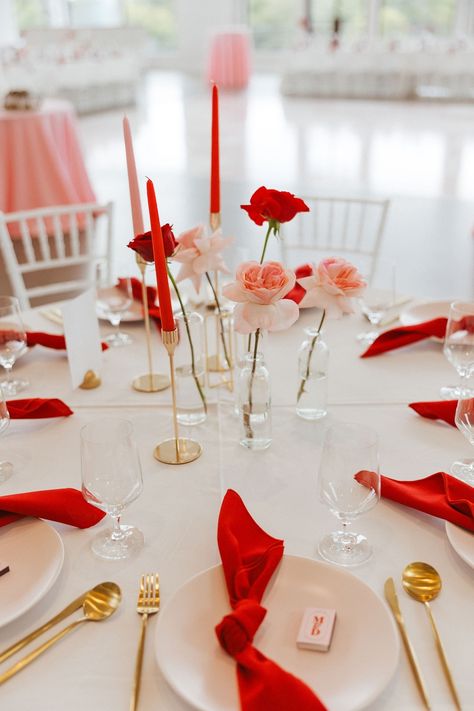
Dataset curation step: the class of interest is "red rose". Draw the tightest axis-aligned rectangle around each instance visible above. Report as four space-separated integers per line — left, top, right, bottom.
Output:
241 187 310 226
127 223 177 262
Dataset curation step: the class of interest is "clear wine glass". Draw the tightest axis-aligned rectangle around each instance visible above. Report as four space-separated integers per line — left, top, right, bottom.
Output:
0 389 13 482
80 418 144 559
452 395 474 483
318 423 380 566
441 301 474 399
357 262 396 344
0 296 28 396
96 277 133 347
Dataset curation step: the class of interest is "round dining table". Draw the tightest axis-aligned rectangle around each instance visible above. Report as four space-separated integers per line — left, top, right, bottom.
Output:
0 301 472 711
0 99 96 221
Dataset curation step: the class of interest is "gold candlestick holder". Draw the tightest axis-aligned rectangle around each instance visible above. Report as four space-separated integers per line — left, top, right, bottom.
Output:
132 256 170 393
206 211 233 382
154 328 202 465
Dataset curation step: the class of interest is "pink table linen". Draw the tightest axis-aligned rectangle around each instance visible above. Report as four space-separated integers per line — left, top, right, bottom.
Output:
208 29 251 89
0 100 96 230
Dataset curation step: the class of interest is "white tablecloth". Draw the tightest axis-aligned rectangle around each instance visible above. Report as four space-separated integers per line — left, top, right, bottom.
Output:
1 305 473 711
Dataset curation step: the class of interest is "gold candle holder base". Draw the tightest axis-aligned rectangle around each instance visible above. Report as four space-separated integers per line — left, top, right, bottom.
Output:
132 373 170 392
154 437 202 465
79 370 101 389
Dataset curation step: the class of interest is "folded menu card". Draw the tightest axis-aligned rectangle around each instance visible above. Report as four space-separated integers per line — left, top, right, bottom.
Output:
409 400 456 427
0 488 105 529
7 398 73 419
61 290 103 389
360 318 447 357
215 489 327 711
356 471 473 532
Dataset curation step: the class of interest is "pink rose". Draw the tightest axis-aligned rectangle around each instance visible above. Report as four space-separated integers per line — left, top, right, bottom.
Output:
223 261 299 334
173 225 233 292
298 257 366 317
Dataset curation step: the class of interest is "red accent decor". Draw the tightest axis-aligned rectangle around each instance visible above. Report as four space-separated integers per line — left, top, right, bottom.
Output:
210 84 220 214
0 488 106 529
146 179 175 332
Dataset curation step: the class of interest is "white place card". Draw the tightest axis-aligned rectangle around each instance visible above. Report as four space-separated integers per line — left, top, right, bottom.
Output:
61 289 102 389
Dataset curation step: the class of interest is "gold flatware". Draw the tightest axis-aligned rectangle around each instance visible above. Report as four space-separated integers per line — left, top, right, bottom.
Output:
402 562 462 711
384 577 431 710
0 582 121 685
130 573 160 711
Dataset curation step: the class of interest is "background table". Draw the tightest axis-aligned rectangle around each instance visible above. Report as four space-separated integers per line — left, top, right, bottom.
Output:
1 305 473 711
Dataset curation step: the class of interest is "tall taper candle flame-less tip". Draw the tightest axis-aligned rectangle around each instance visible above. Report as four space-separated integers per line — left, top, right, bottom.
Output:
154 329 202 465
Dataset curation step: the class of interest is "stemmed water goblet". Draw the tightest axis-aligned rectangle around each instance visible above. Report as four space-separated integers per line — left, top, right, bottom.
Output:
357 261 396 344
318 423 380 566
452 395 474 483
0 296 28 396
441 301 474 399
0 389 12 482
80 418 144 559
96 277 133 347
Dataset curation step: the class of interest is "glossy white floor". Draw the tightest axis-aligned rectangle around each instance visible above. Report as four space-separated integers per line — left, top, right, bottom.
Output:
79 71 474 300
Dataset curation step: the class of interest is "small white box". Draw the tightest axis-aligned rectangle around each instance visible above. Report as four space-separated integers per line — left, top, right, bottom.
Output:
296 607 336 652
0 560 10 577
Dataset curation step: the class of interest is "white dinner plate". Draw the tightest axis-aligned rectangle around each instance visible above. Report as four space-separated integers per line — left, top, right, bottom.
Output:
154 555 399 711
399 300 451 327
0 518 64 627
445 521 474 568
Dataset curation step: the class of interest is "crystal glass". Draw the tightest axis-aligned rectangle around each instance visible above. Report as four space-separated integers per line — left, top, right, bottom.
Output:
452 395 474 483
0 389 12 482
80 418 144 559
96 277 133 347
441 301 474 399
318 423 380 566
0 296 28 396
357 262 396 344
296 326 329 420
175 311 206 426
238 352 271 450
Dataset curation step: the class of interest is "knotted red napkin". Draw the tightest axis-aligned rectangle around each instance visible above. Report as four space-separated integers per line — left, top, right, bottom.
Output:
356 471 474 532
360 318 447 357
7 398 73 418
215 489 327 711
284 263 313 306
409 400 457 427
117 277 161 329
26 332 108 351
0 488 106 529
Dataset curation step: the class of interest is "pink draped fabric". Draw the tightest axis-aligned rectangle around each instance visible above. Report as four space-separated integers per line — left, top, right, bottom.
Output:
0 100 96 235
208 30 251 89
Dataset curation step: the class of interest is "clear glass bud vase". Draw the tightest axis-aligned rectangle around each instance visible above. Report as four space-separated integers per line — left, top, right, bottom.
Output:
238 352 271 450
296 327 329 420
175 311 206 425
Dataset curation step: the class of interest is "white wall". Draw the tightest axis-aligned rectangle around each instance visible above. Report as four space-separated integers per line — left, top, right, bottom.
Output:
0 0 19 47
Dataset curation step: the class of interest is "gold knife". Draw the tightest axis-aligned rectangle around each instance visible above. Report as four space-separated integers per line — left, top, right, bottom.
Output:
0 590 87 664
384 577 431 710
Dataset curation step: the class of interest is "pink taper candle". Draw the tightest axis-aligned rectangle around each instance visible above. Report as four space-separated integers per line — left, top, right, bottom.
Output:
146 179 175 332
123 116 144 236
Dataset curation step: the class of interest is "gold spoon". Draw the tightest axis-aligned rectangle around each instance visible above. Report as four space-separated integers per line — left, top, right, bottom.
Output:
402 562 462 711
0 581 122 685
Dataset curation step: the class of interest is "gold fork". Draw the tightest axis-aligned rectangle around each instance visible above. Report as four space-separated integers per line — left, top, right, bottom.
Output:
130 573 160 711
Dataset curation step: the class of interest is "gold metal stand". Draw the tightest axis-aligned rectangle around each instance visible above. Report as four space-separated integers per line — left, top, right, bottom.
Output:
132 256 170 393
154 329 202 465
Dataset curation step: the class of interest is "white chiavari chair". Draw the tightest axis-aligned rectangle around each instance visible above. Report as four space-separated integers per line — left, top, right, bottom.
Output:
0 202 113 308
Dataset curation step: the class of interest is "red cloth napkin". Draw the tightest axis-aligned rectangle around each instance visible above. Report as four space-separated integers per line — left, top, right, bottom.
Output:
360 318 447 357
0 488 106 529
284 263 313 305
215 489 327 711
26 332 108 351
409 400 457 427
117 277 162 329
7 398 73 418
356 471 474 532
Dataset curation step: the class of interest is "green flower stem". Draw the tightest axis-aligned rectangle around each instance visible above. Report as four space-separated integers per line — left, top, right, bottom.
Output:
259 221 276 264
205 271 232 369
168 268 207 413
296 310 326 404
243 327 261 440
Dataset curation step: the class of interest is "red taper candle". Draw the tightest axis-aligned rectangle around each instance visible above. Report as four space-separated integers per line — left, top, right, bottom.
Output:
146 179 175 331
210 84 220 215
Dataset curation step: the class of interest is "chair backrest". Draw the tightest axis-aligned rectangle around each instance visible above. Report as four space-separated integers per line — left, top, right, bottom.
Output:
0 202 113 309
280 196 390 281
